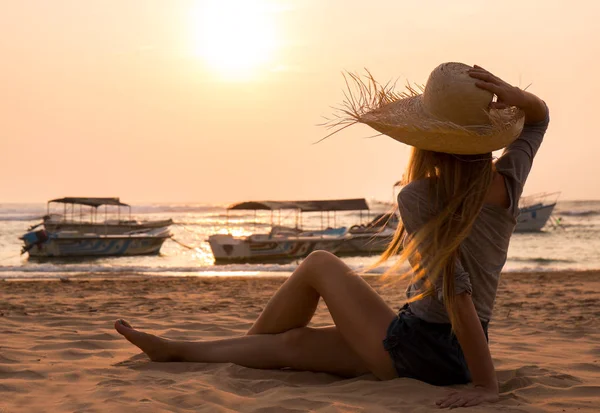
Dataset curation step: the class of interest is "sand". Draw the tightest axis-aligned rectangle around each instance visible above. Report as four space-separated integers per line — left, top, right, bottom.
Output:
0 271 599 412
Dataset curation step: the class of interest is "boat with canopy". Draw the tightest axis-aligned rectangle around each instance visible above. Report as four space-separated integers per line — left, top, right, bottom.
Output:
208 198 393 263
30 197 173 235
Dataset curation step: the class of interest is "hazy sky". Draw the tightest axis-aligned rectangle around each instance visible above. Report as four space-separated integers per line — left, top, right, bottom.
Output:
1 0 598 203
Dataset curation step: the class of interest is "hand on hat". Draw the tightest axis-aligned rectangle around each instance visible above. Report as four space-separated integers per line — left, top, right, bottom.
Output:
469 65 547 123
468 65 525 109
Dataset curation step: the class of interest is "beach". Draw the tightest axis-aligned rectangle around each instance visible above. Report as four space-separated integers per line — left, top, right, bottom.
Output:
3 0 600 411
1 271 598 412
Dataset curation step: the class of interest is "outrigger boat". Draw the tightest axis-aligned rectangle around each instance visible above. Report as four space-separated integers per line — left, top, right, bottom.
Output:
208 198 393 263
30 197 173 235
20 197 172 258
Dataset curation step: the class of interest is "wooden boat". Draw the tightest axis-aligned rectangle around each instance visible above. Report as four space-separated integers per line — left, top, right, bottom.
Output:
20 227 171 258
208 199 372 263
20 197 172 258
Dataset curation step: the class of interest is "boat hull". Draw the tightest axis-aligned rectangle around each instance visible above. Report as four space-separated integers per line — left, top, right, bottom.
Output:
23 228 170 258
515 203 556 232
208 234 341 263
28 237 167 258
336 230 394 255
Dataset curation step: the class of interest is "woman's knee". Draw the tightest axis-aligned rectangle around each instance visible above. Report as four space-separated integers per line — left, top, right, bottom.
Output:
304 250 338 267
302 250 350 276
304 250 355 282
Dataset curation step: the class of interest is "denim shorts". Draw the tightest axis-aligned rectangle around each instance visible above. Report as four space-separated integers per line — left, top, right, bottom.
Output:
382 304 489 386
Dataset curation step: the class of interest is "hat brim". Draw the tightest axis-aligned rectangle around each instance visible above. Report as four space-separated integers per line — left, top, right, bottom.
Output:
359 95 525 154
325 72 525 155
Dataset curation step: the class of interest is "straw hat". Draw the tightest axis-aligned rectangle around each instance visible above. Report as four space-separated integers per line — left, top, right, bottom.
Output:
325 62 525 155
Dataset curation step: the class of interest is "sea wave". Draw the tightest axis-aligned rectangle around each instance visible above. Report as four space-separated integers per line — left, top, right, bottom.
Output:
0 262 398 278
174 221 271 227
0 215 44 222
0 263 300 275
558 210 600 217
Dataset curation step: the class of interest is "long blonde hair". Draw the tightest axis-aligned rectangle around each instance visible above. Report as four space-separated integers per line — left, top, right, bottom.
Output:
377 148 494 329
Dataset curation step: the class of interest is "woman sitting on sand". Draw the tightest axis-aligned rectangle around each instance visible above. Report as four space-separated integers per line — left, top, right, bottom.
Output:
115 63 549 409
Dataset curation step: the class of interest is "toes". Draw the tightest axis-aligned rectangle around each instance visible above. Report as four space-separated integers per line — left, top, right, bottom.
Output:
114 319 133 335
119 319 133 328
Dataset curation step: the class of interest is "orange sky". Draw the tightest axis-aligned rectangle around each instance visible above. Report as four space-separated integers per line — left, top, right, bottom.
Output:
1 0 598 203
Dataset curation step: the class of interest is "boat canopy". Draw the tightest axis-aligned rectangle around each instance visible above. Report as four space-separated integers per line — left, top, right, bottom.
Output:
228 198 369 212
48 197 130 208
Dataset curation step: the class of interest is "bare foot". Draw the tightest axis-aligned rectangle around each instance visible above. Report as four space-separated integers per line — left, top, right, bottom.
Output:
114 319 179 362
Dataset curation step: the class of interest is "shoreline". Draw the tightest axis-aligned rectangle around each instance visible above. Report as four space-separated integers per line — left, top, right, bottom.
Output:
2 267 600 282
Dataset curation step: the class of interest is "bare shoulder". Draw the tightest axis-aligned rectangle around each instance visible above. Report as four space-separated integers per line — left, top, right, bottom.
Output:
485 172 510 209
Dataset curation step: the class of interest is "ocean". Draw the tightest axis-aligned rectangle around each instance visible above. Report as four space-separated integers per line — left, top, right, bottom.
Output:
1 200 599 279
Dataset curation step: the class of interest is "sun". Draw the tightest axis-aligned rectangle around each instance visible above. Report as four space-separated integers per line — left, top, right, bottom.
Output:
191 0 278 79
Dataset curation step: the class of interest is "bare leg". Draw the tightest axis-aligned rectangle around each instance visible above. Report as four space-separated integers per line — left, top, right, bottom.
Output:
115 251 398 379
246 251 398 378
246 253 322 335
248 251 394 337
115 321 369 377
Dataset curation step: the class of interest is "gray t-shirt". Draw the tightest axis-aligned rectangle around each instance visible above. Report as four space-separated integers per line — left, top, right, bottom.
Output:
399 110 550 323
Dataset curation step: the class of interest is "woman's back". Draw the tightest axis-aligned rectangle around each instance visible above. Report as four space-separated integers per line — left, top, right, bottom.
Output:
399 113 550 323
